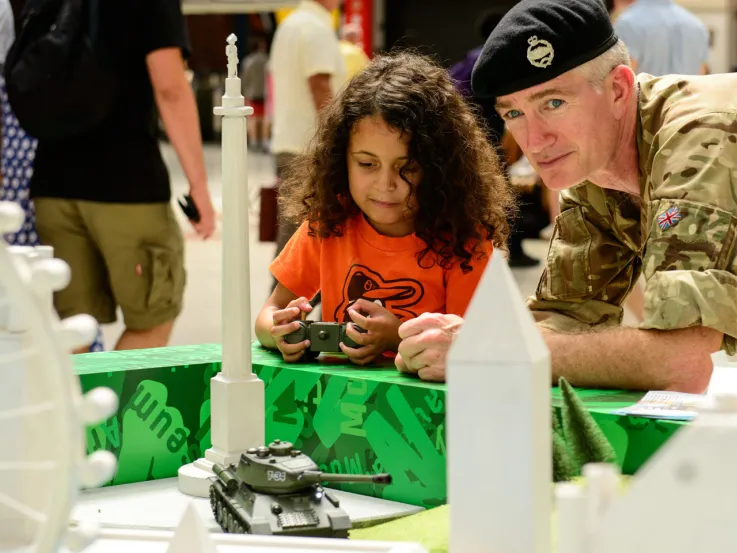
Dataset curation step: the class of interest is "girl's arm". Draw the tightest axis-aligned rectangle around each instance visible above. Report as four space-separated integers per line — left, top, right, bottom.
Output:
255 283 311 350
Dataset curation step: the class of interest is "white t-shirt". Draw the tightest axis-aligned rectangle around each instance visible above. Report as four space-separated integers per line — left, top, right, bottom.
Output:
0 0 15 65
269 0 347 155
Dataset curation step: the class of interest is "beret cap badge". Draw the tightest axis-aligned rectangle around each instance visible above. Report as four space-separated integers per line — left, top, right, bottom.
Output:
527 36 554 69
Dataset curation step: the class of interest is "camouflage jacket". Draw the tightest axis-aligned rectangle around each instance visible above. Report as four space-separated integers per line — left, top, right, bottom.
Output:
528 73 737 355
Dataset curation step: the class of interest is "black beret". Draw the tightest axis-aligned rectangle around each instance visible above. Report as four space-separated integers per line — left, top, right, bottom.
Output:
471 0 618 99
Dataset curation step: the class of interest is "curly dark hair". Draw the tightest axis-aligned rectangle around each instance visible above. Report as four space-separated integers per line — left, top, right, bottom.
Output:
281 51 516 273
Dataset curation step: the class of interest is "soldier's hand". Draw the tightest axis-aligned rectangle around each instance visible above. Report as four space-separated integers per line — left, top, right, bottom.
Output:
272 297 313 362
395 312 463 382
339 299 402 366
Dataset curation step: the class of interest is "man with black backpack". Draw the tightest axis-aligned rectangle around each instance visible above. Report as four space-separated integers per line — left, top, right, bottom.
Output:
5 0 216 351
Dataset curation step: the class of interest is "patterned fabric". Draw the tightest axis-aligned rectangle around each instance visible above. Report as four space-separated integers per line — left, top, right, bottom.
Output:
1 76 104 352
1 82 38 246
529 72 737 355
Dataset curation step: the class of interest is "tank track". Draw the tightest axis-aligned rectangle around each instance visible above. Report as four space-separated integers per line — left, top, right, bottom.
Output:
210 482 251 534
208 482 349 538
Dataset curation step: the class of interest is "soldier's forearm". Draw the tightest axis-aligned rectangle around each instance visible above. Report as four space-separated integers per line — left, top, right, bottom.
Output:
541 326 722 393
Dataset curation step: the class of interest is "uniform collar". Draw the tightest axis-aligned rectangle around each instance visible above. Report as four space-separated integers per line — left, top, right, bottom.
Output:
299 0 333 27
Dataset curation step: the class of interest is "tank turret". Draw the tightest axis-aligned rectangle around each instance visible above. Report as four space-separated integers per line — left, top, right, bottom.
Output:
209 440 392 537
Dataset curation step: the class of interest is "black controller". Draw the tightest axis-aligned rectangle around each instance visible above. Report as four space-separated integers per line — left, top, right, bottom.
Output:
177 194 201 223
284 320 367 355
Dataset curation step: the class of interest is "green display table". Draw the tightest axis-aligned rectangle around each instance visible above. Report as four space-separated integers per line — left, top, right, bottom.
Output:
74 344 683 508
551 388 686 474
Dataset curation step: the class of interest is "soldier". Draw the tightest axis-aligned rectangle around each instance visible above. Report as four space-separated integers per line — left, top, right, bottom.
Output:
395 0 737 393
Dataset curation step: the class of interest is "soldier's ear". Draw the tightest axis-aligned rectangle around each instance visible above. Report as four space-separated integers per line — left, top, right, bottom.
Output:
608 65 636 119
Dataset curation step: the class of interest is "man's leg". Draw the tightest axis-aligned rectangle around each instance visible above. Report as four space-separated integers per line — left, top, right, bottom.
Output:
114 319 175 350
34 199 117 352
247 117 258 149
508 228 539 268
272 153 299 290
253 116 262 150
506 196 540 268
82 201 186 350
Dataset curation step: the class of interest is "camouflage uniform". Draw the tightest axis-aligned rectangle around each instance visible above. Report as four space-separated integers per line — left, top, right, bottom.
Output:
528 73 737 355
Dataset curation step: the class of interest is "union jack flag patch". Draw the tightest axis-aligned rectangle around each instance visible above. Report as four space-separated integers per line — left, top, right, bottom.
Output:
657 205 682 231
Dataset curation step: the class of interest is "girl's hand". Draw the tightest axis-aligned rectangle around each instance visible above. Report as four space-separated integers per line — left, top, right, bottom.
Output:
271 297 313 362
339 299 402 365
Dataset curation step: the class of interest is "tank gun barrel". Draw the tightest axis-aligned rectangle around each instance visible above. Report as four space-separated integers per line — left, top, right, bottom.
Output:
299 470 392 485
213 463 239 495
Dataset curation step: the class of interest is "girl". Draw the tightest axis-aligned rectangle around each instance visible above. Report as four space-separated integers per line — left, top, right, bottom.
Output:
255 52 515 368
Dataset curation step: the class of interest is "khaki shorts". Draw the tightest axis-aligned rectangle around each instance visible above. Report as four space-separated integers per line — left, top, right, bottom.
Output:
34 199 186 330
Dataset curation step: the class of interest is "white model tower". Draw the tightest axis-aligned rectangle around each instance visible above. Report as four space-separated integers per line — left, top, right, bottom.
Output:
446 250 552 553
178 34 265 497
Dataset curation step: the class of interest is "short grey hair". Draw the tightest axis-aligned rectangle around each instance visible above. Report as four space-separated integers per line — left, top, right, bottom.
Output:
576 39 632 90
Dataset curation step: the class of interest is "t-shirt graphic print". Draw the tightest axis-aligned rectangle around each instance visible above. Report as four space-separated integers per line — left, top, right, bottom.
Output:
333 264 425 322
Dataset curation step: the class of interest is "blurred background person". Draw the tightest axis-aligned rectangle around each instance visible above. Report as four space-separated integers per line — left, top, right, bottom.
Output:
0 0 106 350
241 34 269 153
450 9 548 268
609 0 635 23
0 0 11 62
22 0 216 352
269 0 346 295
339 22 370 80
614 0 710 75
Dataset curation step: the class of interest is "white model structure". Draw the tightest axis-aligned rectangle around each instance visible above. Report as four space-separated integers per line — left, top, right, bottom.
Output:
556 387 737 553
0 202 118 553
166 505 217 553
88 504 427 553
446 250 551 553
178 34 266 498
708 350 737 397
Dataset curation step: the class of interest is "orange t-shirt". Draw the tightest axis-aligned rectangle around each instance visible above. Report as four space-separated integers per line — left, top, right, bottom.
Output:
270 214 492 323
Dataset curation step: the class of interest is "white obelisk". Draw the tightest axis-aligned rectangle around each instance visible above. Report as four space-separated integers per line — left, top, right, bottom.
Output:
446 250 552 553
178 34 265 497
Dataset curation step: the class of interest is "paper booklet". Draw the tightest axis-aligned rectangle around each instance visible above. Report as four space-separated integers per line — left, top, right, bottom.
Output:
612 391 706 421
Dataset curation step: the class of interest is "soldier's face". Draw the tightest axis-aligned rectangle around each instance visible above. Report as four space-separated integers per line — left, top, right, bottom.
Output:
496 70 619 190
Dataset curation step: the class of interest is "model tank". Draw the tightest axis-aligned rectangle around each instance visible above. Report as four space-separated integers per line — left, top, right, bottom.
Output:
209 439 392 538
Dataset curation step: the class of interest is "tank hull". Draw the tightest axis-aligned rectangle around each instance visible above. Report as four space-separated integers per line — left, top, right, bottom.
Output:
209 479 352 538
